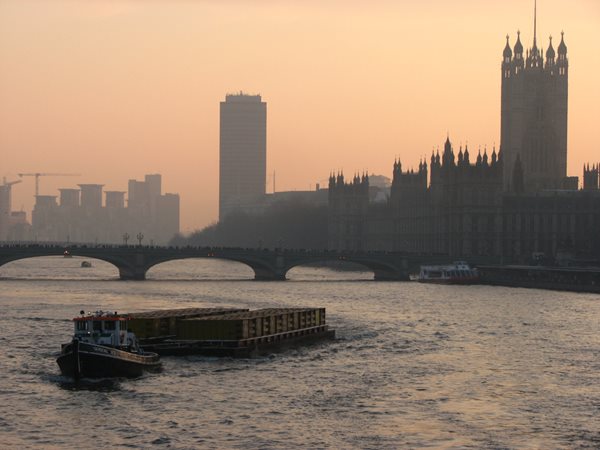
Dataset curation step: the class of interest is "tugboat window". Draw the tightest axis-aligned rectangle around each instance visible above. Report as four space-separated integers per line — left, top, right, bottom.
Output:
76 321 87 331
93 321 102 331
104 321 116 330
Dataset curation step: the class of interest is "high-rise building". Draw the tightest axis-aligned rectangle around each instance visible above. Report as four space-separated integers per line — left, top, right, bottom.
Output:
59 189 80 208
500 7 568 192
78 184 104 209
219 93 267 219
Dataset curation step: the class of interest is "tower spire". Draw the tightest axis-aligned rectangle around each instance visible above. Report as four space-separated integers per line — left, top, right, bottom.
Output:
533 0 537 47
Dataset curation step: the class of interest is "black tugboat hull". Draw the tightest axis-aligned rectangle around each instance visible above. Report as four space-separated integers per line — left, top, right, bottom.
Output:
57 341 161 379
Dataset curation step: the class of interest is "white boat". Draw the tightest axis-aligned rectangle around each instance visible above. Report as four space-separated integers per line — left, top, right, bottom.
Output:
418 261 479 284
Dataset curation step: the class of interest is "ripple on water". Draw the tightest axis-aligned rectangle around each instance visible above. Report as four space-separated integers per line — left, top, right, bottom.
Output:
0 261 599 449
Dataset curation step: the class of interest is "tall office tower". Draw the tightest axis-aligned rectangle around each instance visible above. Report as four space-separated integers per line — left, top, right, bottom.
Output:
219 93 267 219
500 5 568 192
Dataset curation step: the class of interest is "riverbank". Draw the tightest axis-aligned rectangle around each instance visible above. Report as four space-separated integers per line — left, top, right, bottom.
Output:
477 265 600 293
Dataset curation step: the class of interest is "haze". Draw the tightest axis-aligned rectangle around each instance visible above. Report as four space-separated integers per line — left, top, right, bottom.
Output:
1 0 599 232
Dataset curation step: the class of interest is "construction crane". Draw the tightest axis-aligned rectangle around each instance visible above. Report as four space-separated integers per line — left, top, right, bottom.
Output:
17 173 81 197
2 177 22 188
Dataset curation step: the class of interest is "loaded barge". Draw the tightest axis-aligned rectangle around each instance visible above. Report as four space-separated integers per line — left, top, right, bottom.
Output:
127 307 334 357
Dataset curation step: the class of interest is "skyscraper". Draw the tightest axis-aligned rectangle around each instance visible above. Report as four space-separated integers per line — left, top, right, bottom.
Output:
219 93 267 219
500 4 568 192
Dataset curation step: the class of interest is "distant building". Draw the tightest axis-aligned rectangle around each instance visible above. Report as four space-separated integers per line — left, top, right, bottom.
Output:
583 164 599 190
7 211 31 241
219 93 267 219
78 184 104 209
29 174 180 244
328 138 600 263
326 11 600 264
501 26 568 192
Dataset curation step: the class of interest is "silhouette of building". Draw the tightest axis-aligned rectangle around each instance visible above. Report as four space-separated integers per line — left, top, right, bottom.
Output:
29 174 180 244
501 7 568 192
583 164 599 190
328 138 600 263
327 10 600 264
219 93 267 220
329 139 505 256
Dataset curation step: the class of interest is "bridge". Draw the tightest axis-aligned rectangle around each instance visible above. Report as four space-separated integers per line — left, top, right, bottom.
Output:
0 244 462 281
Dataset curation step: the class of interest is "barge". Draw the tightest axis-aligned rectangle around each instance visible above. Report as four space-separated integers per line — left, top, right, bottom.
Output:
127 307 335 357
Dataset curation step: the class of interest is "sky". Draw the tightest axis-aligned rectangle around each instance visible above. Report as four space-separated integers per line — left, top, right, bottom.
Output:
1 0 599 232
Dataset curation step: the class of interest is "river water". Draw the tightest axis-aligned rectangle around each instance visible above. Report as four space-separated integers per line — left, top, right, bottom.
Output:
0 257 598 449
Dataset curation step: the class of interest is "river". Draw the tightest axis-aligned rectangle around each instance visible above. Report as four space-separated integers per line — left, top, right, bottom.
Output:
0 257 598 449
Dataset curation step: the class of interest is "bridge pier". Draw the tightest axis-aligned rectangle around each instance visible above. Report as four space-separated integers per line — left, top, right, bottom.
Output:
252 266 287 281
118 266 147 281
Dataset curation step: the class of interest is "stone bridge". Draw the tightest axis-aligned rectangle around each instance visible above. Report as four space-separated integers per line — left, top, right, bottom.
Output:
0 244 463 281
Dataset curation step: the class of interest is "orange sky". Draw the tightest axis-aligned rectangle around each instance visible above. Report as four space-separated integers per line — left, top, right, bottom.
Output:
1 0 599 232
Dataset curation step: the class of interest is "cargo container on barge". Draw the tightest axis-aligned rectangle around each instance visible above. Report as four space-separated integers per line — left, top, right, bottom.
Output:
127 307 334 357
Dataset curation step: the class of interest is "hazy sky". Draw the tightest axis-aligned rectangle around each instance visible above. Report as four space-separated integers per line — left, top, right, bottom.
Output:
1 0 599 232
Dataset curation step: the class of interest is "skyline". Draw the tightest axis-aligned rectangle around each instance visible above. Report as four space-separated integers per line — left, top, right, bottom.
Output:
1 0 599 232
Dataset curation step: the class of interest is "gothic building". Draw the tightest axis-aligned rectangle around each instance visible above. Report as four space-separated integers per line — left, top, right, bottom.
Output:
500 23 568 192
328 139 600 263
327 13 600 264
329 138 505 258
583 164 599 191
328 173 369 251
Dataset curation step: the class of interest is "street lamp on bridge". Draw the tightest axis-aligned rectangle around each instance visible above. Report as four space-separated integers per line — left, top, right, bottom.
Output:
136 232 144 247
123 233 130 246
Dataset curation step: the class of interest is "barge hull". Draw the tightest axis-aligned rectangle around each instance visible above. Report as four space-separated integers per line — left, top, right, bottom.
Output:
142 325 335 357
57 341 161 379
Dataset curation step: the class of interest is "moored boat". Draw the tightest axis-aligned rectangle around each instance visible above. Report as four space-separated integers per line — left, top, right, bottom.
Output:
57 311 161 379
418 261 479 284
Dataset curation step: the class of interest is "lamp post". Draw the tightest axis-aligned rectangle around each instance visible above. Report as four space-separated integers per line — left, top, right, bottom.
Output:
136 232 144 247
123 233 130 246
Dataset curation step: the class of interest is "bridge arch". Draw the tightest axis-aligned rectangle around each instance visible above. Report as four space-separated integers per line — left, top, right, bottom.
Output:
144 257 254 280
0 254 125 279
281 256 410 281
143 255 284 281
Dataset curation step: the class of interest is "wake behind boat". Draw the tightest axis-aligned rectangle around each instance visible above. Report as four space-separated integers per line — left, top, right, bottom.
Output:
57 311 161 379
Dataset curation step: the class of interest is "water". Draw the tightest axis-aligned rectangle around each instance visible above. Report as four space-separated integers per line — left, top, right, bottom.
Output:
0 257 599 449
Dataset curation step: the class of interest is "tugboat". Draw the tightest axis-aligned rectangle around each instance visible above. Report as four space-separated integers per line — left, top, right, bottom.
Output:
57 311 161 379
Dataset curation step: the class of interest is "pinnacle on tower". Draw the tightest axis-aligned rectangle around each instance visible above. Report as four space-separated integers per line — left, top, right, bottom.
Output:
503 34 512 59
514 30 523 57
533 0 537 49
558 31 567 54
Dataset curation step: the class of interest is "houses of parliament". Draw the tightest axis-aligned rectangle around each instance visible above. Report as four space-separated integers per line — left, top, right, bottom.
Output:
328 22 600 264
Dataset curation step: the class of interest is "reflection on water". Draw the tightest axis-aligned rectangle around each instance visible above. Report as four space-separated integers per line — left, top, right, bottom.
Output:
0 257 599 449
